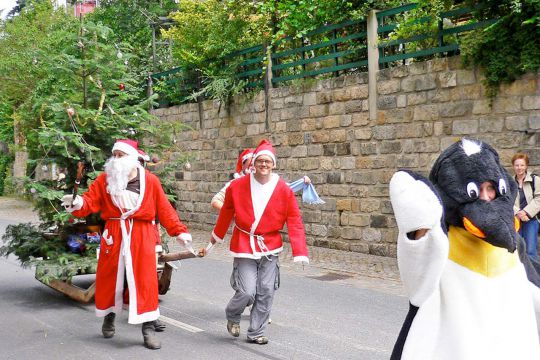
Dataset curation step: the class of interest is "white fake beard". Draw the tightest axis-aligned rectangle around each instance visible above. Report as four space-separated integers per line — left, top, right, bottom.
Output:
104 155 138 196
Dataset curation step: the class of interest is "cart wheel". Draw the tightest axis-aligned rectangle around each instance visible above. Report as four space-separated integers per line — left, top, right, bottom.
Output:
158 263 173 295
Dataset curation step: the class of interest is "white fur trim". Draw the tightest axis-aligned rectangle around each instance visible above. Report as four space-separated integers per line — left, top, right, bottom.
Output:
253 149 276 164
230 247 283 259
95 307 119 318
112 141 139 158
242 153 253 162
212 231 225 243
178 233 192 242
293 256 309 264
461 138 482 156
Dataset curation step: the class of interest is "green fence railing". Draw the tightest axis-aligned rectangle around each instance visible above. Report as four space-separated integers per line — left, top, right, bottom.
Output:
151 3 497 105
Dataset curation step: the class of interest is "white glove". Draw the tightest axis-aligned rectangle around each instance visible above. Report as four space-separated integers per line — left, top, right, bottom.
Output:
61 194 83 212
177 233 195 255
389 171 443 235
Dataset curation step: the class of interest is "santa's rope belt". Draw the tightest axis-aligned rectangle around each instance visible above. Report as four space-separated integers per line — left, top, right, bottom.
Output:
106 218 197 257
234 224 276 261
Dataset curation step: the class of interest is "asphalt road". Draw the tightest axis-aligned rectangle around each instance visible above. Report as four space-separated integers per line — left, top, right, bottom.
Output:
0 218 408 360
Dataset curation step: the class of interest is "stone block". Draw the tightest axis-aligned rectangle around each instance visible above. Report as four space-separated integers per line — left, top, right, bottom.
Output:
438 71 457 88
456 69 476 85
372 125 396 140
344 100 363 114
322 115 341 129
340 114 353 126
311 224 328 237
479 117 504 133
395 123 424 138
529 114 540 130
341 227 362 240
333 88 352 102
523 96 540 110
439 101 473 118
341 157 356 169
380 141 402 154
323 144 336 156
336 143 351 155
397 95 407 108
363 228 382 243
428 58 448 72
288 132 304 145
329 102 346 115
359 142 378 155
377 79 401 94
352 171 378 185
390 66 409 78
352 112 370 126
452 119 478 134
316 92 333 104
284 95 303 106
500 79 537 96
307 144 323 156
291 145 308 157
336 199 352 211
360 199 380 213
505 115 528 131
327 172 343 184
472 99 491 115
303 92 317 105
377 95 397 110
312 131 330 143
299 157 320 170
309 104 329 117
246 123 263 135
409 62 427 75
492 97 521 113
350 85 369 99
355 128 372 140
329 129 347 142
301 118 318 131
402 74 437 92
413 105 439 121
407 92 427 106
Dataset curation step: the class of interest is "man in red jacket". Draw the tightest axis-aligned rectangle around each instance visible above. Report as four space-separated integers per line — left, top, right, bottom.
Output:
208 139 309 345
61 139 192 350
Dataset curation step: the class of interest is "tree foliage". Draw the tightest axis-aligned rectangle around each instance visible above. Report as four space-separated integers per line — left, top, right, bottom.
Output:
461 0 540 97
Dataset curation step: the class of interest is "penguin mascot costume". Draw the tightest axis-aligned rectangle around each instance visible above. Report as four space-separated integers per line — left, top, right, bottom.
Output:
389 138 540 360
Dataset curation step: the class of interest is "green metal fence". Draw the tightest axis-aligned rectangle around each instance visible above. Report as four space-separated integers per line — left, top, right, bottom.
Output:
151 3 496 105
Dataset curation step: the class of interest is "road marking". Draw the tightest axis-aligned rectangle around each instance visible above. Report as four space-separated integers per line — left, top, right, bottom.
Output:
159 315 204 333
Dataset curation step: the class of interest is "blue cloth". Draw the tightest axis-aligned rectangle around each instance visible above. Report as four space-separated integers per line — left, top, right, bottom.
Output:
519 219 539 261
286 178 325 205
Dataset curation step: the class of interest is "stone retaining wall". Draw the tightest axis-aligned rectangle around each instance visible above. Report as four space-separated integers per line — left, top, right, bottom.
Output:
152 56 540 257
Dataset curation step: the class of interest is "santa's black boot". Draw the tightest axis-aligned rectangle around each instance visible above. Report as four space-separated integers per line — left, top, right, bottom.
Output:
142 321 161 350
102 313 116 338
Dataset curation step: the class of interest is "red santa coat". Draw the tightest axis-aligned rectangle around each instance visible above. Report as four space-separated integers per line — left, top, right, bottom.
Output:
212 173 309 262
72 167 189 324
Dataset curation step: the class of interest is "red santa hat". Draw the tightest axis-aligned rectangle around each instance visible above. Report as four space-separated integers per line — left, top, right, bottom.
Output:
137 149 150 162
235 148 254 173
112 139 139 158
252 139 276 165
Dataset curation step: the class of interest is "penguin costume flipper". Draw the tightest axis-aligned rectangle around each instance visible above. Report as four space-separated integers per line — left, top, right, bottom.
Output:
390 170 449 305
517 236 540 312
389 170 449 360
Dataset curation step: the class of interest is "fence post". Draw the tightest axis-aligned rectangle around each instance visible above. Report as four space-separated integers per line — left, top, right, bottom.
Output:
264 44 273 132
147 74 154 111
367 10 379 121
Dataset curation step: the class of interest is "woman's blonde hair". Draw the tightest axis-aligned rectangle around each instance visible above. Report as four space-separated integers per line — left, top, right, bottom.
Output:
512 152 529 166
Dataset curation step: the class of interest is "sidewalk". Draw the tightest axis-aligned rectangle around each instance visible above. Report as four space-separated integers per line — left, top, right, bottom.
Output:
0 197 404 295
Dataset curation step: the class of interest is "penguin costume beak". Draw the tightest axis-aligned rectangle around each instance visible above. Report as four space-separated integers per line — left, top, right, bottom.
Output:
429 139 519 253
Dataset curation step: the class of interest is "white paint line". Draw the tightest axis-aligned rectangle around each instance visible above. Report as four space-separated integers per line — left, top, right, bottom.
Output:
159 315 204 333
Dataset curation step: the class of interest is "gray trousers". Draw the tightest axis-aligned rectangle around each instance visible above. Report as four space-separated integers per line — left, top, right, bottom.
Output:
225 256 280 339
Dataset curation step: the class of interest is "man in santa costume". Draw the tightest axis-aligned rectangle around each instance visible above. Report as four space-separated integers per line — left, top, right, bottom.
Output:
208 139 309 345
211 148 254 211
61 139 192 350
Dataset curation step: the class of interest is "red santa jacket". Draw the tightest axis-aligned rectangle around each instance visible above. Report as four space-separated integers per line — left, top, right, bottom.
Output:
212 173 309 262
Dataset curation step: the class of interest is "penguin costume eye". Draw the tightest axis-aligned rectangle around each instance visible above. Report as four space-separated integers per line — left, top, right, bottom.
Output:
467 182 479 199
498 179 507 195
